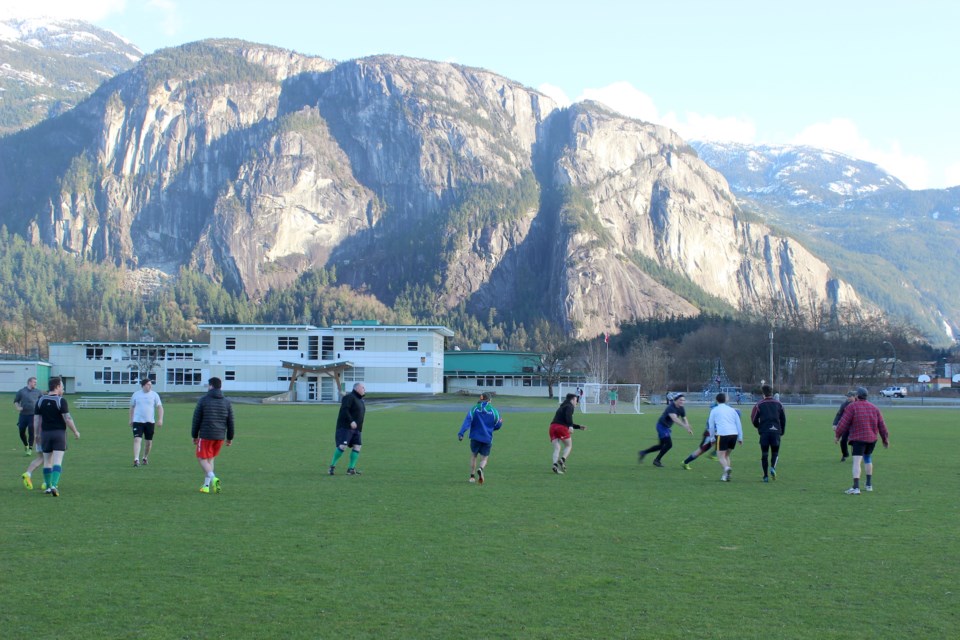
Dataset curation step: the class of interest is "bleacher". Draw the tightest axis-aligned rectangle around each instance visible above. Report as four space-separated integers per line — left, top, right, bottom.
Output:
74 396 129 409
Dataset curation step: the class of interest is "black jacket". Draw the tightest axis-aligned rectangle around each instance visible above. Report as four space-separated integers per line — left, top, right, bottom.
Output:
191 389 235 441
751 397 786 435
336 390 366 431
551 402 584 429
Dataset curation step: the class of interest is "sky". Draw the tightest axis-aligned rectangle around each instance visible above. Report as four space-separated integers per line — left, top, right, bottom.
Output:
3 0 958 189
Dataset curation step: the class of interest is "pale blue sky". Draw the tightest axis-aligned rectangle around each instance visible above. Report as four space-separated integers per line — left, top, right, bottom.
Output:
5 0 959 188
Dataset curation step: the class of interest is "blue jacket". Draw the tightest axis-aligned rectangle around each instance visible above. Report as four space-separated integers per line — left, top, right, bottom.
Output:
458 401 502 444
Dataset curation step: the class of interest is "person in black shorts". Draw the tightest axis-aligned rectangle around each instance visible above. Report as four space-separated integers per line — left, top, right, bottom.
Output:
639 393 693 467
329 383 366 476
34 377 80 497
832 391 855 462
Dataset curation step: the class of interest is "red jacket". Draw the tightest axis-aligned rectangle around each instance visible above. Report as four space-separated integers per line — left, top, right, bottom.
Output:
835 399 889 445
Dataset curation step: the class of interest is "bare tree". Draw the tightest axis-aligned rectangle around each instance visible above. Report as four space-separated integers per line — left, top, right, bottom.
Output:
625 338 671 395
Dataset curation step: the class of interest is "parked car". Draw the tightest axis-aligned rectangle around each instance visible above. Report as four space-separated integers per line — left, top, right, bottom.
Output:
880 386 907 398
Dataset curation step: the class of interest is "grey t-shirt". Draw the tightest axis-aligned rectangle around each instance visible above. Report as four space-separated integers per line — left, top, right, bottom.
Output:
14 386 43 416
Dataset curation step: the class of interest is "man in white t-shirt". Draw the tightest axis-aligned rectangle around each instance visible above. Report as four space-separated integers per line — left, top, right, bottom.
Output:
707 392 743 482
129 378 163 467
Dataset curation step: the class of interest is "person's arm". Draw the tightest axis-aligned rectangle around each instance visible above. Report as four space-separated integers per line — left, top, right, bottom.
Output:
64 413 80 439
878 413 889 447
14 390 22 412
779 406 786 436
735 413 743 442
835 408 850 443
458 410 472 440
347 396 360 428
191 400 203 441
671 412 693 434
751 404 761 429
156 404 164 428
129 398 135 425
225 402 235 444
33 414 42 444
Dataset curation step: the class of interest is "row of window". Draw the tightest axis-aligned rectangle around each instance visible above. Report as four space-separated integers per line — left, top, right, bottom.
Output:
220 337 419 353
93 369 202 386
86 348 198 361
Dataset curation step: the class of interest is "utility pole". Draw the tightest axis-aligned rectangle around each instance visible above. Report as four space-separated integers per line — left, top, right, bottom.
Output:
769 330 774 389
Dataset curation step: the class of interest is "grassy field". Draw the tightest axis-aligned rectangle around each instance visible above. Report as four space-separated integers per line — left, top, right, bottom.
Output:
2 395 957 639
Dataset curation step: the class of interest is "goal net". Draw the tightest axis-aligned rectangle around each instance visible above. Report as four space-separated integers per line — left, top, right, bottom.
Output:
557 383 644 414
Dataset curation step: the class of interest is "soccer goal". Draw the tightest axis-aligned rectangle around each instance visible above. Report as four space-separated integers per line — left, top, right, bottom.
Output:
558 383 645 414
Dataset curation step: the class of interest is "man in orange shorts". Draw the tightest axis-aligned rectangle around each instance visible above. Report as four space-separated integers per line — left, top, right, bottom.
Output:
191 377 235 494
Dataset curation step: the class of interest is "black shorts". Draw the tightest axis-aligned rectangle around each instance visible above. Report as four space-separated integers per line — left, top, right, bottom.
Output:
41 430 67 453
717 434 738 452
850 441 877 457
132 422 156 440
759 431 781 449
335 427 362 449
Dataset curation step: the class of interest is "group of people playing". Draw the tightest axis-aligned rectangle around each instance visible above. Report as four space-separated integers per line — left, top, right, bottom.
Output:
455 384 890 494
15 373 888 496
18 375 235 496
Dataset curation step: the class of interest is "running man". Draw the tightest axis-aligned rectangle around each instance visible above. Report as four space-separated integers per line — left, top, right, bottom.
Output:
751 384 786 482
191 377 235 494
329 382 366 476
708 392 743 482
681 401 718 470
14 376 42 455
457 392 503 484
639 393 693 467
834 387 890 495
34 377 80 497
129 378 163 467
549 393 587 474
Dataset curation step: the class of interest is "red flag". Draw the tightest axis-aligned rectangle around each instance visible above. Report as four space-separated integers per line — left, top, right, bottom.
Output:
604 333 609 344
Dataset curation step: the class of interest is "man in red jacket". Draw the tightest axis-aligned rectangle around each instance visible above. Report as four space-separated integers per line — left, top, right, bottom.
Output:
834 387 889 495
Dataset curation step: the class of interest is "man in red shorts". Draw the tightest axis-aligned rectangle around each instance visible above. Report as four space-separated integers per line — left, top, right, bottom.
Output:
191 377 235 494
549 393 587 474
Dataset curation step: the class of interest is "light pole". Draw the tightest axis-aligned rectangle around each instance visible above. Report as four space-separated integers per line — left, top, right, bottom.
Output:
882 341 896 382
769 331 774 389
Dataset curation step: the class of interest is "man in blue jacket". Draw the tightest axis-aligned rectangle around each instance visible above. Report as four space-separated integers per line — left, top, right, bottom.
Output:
458 392 503 485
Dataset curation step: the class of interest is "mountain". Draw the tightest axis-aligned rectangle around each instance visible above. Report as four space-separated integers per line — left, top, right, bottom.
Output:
0 17 142 134
692 141 960 345
0 39 863 340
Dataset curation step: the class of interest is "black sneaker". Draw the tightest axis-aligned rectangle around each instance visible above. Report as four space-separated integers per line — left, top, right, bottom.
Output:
49 486 59 497
133 460 140 468
638 451 647 463
652 460 663 468
141 457 148 466
552 463 564 474
346 468 361 476
476 468 484 485
558 457 566 472
328 466 335 476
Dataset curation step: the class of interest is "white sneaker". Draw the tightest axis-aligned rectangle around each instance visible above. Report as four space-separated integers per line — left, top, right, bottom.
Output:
865 485 873 492
844 487 861 495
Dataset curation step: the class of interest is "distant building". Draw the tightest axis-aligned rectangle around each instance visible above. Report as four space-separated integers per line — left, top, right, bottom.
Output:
48 321 453 401
0 355 53 393
444 350 586 398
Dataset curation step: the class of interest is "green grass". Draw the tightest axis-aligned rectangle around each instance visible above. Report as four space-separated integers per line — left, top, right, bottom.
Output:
2 397 957 639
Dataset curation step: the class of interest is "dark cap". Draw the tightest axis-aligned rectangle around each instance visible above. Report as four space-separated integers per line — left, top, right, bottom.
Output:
845 390 856 397
855 387 868 399
479 392 491 401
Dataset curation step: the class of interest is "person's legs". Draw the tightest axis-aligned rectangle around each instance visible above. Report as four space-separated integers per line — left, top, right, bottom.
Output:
477 454 488 471
850 455 862 488
348 445 361 471
760 441 770 478
133 436 142 464
48 449 65 490
839 433 849 461
470 452 478 477
560 438 572 467
552 439 562 464
18 416 31 447
143 426 154 461
330 444 346 468
653 437 672 464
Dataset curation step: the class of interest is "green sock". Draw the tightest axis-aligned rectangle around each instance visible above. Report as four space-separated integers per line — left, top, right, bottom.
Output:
51 464 62 487
348 450 360 469
330 448 344 467
43 467 52 486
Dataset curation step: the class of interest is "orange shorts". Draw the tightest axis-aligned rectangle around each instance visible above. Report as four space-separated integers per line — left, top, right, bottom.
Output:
196 438 224 459
549 422 571 441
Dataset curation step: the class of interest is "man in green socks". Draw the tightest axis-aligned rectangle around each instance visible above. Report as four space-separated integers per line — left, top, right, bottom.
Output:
329 383 366 476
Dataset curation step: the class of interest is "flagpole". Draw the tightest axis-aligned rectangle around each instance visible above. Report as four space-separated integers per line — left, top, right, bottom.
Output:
605 333 609 384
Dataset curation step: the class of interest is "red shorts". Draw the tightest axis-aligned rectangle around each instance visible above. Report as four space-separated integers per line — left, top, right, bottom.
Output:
196 438 224 459
549 423 571 441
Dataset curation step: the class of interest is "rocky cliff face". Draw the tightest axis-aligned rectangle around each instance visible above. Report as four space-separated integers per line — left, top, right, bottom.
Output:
0 40 863 339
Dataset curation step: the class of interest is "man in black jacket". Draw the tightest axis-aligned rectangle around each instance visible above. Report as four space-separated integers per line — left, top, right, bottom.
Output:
191 377 235 494
750 385 786 482
833 390 856 462
329 383 366 476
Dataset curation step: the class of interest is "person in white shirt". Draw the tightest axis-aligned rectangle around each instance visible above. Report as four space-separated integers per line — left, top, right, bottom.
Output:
707 393 743 482
129 378 163 467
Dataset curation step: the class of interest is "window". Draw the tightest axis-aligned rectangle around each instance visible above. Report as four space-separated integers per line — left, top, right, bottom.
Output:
321 336 334 359
407 340 418 352
98 368 139 385
343 367 365 383
225 370 236 381
278 336 299 350
308 336 319 360
344 337 365 351
225 337 236 350
407 367 418 382
166 368 203 385
85 347 104 360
